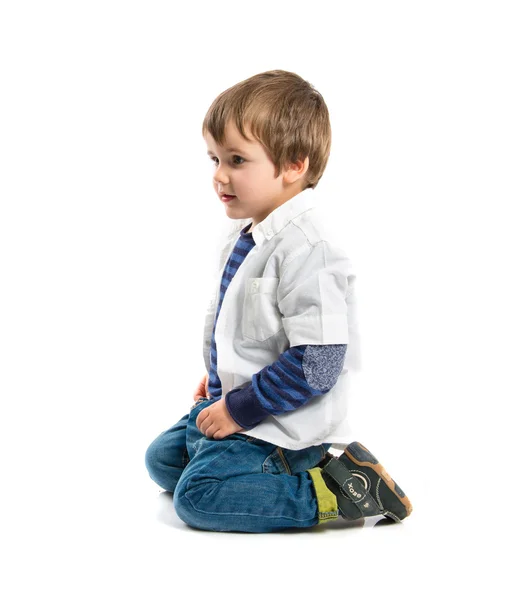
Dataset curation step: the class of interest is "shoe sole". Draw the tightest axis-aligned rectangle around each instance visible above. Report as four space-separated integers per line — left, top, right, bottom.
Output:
343 442 413 518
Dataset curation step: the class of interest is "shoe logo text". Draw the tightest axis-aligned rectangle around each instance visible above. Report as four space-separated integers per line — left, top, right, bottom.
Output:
347 481 362 499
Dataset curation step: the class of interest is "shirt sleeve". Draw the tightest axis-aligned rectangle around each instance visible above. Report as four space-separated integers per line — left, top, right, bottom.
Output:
277 240 355 346
225 343 347 430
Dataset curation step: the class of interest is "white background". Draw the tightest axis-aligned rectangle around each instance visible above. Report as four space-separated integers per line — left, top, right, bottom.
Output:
1 1 520 598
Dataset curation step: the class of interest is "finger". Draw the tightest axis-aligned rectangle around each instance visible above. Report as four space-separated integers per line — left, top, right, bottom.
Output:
197 418 210 436
196 409 208 429
197 414 212 434
205 424 219 439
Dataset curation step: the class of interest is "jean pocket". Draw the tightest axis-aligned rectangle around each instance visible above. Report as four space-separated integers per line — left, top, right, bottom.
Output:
262 447 292 475
272 444 329 474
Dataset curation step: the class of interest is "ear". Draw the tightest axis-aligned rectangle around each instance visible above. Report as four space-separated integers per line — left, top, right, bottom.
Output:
283 156 309 185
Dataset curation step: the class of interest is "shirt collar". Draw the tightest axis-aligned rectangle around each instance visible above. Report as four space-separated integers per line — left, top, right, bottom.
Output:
227 188 316 248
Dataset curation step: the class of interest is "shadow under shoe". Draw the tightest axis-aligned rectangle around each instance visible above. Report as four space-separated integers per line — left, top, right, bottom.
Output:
319 441 413 523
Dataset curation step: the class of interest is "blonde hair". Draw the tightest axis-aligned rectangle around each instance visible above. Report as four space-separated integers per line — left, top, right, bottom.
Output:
202 70 331 190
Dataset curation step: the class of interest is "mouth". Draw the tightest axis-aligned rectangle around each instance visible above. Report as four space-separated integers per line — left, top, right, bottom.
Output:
221 194 236 203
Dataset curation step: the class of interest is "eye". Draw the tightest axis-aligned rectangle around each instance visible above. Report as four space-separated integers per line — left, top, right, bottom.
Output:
209 155 245 166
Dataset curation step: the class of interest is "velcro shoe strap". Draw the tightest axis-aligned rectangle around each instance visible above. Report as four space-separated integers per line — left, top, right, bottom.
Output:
322 458 383 518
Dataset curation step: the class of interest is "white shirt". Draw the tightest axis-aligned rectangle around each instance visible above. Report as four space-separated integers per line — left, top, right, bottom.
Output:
202 188 361 451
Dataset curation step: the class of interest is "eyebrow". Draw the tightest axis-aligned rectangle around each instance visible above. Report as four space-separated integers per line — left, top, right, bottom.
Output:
206 147 249 156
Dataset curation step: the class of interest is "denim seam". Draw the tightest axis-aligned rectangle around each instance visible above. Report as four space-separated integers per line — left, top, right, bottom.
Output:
277 447 292 474
182 486 316 524
185 439 246 489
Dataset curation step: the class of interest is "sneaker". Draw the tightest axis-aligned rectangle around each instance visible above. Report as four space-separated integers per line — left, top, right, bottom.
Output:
319 441 413 523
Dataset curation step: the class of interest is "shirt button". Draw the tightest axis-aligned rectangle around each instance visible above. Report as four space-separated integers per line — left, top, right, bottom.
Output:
252 281 259 291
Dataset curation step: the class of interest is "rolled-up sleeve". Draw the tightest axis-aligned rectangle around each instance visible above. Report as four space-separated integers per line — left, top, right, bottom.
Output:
277 240 354 346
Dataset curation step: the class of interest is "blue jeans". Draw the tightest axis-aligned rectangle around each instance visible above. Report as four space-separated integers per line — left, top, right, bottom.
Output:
145 397 334 532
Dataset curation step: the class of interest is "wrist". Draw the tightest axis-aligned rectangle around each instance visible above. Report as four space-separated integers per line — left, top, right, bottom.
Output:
225 384 270 429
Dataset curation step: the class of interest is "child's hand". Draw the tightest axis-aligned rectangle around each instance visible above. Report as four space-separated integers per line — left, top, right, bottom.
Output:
193 373 210 402
196 398 244 439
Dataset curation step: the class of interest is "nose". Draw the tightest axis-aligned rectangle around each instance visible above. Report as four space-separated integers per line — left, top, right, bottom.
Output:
213 163 230 187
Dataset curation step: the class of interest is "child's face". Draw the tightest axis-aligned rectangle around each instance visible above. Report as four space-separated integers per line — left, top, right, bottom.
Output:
204 120 306 230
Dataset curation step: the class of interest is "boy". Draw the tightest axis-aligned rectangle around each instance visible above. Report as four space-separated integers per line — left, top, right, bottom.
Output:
145 70 412 532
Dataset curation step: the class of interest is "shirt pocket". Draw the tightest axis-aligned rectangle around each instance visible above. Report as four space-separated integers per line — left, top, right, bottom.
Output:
242 277 283 342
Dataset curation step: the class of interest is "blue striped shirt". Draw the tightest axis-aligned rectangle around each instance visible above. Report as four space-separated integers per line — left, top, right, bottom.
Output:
207 222 347 430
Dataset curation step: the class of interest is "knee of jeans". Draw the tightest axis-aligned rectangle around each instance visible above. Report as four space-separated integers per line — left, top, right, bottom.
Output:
145 438 158 473
173 485 191 526
145 436 168 486
173 478 219 529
